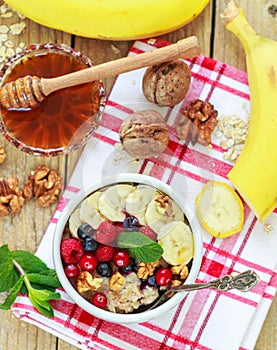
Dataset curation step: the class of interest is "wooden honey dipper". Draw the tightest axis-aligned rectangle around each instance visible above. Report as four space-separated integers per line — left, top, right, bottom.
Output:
0 36 200 110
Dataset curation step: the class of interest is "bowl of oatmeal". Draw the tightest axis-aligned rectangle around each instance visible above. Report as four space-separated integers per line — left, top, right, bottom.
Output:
53 173 202 323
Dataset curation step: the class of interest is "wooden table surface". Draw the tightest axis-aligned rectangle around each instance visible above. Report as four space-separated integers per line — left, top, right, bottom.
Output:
0 1 276 349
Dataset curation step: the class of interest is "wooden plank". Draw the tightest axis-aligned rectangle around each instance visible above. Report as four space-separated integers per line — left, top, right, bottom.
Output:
0 1 71 349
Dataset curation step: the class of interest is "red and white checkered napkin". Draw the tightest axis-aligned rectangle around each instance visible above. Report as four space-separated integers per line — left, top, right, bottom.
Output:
12 38 277 350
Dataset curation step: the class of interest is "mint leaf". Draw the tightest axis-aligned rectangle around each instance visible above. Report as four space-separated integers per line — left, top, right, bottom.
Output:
11 250 49 273
0 276 24 310
0 245 17 292
129 243 163 263
27 270 62 289
28 287 60 318
118 231 163 263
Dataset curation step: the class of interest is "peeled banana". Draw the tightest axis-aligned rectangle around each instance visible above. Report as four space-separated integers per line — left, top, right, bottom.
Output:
158 221 194 265
222 0 277 222
5 0 210 40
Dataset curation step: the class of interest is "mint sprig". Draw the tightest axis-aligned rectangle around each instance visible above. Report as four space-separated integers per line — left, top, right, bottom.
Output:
117 231 163 263
0 245 62 318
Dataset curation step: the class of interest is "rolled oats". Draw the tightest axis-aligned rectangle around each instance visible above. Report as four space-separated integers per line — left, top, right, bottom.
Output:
215 109 249 162
0 145 6 163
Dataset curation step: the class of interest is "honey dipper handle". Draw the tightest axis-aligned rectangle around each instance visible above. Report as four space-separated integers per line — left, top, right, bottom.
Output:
40 36 200 96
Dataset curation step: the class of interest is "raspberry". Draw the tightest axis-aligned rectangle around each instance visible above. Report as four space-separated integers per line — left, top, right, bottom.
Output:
96 221 118 244
139 226 157 241
95 244 115 262
61 238 84 264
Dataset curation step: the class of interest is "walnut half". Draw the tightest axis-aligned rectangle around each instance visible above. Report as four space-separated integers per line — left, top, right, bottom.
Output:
0 177 25 215
23 164 62 207
176 99 218 145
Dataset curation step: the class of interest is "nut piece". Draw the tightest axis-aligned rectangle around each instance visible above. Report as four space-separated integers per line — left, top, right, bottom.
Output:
142 60 191 106
119 110 169 159
109 271 125 292
137 260 159 279
155 194 173 217
176 99 218 145
77 271 103 293
23 165 62 206
0 146 7 163
0 177 25 215
171 264 189 280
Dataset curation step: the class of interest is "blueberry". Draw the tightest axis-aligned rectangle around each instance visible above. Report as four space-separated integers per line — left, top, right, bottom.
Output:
119 257 136 275
147 275 158 287
82 237 98 252
77 223 95 240
96 262 113 277
123 215 140 231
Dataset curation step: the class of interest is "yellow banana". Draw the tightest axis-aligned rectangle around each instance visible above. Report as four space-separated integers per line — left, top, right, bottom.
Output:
222 0 277 222
5 0 210 40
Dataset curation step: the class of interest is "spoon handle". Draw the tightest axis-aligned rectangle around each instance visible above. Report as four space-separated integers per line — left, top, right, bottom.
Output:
149 270 260 310
41 36 200 96
170 270 260 293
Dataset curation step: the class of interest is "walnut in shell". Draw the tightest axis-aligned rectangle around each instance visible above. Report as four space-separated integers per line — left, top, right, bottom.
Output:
142 59 191 107
119 110 169 159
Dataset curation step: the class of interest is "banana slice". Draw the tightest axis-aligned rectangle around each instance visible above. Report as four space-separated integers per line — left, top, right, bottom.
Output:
69 207 82 238
196 180 244 238
125 185 158 225
98 184 135 222
145 194 184 235
79 191 107 229
158 221 194 265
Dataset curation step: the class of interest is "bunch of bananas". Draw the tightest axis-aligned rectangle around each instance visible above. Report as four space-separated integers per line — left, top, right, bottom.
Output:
4 0 210 40
222 0 277 222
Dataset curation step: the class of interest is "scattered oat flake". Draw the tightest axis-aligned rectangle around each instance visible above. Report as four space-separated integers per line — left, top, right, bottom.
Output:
0 25 9 34
1 11 13 18
263 223 273 234
147 38 156 45
10 21 26 35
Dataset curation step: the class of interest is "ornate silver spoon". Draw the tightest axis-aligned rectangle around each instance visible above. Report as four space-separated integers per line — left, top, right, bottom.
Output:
149 270 260 310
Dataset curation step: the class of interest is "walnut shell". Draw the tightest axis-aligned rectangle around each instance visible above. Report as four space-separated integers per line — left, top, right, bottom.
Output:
142 60 191 107
119 110 169 159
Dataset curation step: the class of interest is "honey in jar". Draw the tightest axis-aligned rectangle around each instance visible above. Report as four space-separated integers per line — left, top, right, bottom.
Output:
0 43 105 156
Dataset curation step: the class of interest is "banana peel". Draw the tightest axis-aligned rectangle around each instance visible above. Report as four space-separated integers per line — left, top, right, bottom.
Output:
222 0 277 222
5 0 210 40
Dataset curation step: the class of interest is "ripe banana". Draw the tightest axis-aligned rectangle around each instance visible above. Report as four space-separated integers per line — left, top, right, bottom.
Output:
5 0 210 40
158 221 194 265
125 185 158 225
222 0 277 222
145 194 184 235
195 181 244 238
98 184 135 222
79 191 107 229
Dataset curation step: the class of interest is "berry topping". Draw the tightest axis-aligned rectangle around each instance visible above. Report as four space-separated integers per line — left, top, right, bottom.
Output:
96 221 118 244
77 223 95 240
155 268 172 286
119 257 136 275
123 215 140 231
64 264 80 279
82 237 98 252
61 238 84 265
96 262 113 277
147 275 158 287
112 250 130 268
92 292 107 308
95 244 115 262
139 226 157 241
79 253 98 272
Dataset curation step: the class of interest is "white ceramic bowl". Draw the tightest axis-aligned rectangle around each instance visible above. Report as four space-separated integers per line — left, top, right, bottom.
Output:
53 173 203 324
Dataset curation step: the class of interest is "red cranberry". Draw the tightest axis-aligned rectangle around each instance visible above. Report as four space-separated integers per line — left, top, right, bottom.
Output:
64 264 79 279
92 292 107 308
112 250 130 268
155 268 172 286
79 253 98 272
